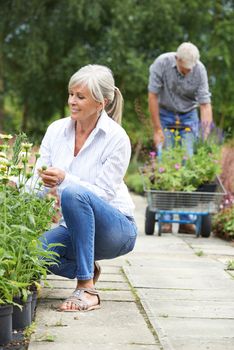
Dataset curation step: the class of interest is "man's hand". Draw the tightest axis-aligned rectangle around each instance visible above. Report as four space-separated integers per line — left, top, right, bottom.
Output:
200 103 213 140
153 129 165 147
38 167 65 188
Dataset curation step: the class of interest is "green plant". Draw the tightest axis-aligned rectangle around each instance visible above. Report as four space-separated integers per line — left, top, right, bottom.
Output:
24 322 36 338
227 260 234 270
140 129 222 192
0 133 59 305
213 203 234 240
195 250 204 257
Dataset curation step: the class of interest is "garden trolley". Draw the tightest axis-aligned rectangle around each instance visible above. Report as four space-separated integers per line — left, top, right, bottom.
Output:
141 175 226 237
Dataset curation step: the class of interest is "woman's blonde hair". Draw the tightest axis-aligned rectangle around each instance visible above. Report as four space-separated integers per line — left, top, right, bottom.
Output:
68 64 123 124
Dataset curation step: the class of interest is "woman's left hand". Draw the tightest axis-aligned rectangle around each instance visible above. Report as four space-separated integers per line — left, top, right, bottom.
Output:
38 167 65 188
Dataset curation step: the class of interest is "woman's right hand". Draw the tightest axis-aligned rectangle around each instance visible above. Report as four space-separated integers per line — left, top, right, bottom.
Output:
38 167 65 188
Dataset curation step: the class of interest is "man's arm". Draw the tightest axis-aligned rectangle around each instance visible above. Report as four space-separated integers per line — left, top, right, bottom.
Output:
148 92 164 146
199 103 213 138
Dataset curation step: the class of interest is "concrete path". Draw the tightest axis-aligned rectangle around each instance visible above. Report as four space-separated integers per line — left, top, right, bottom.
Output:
29 193 234 350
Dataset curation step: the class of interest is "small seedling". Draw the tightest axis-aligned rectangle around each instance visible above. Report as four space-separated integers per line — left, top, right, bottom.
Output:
195 250 204 257
227 260 234 270
23 322 36 338
36 333 56 342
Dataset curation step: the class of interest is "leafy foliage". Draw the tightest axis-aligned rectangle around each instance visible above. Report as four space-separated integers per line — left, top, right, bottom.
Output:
0 0 234 143
213 196 234 240
140 129 222 191
0 133 57 305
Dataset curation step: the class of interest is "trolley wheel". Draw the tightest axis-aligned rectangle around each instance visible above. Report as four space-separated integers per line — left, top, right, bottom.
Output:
145 206 156 235
200 214 212 238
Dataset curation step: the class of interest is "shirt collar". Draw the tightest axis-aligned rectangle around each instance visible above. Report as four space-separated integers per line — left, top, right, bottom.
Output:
95 110 110 134
64 110 110 138
172 54 177 68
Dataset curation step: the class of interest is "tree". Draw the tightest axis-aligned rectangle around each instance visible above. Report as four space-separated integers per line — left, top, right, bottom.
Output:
1 0 233 144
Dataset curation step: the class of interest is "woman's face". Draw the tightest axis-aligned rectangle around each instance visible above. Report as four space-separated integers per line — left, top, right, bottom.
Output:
68 84 102 123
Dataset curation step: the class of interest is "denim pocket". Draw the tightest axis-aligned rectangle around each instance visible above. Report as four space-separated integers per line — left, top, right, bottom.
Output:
117 235 137 257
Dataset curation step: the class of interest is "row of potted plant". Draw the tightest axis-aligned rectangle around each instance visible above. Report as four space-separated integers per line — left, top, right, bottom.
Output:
0 133 57 345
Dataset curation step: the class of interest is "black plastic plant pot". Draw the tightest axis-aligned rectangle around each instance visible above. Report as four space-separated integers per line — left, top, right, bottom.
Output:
0 304 13 345
31 290 38 321
12 293 32 330
197 182 217 193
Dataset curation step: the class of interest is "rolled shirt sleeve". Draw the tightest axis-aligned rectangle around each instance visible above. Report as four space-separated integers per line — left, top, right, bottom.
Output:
196 64 211 104
148 56 164 94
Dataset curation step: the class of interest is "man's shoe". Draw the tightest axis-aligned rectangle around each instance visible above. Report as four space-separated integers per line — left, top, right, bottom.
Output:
161 223 172 233
179 223 196 234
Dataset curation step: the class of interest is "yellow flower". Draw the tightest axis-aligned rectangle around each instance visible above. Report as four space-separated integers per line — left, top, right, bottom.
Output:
170 129 175 133
185 127 191 132
0 134 13 140
175 120 180 125
0 164 7 172
175 135 181 141
21 142 33 151
0 157 10 166
17 164 24 170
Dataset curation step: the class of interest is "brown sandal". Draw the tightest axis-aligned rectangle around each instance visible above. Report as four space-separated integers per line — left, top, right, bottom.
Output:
58 288 101 312
93 261 101 284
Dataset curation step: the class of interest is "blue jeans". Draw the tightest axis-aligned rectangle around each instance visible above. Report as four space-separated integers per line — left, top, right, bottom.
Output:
160 108 199 156
160 108 199 222
40 185 137 280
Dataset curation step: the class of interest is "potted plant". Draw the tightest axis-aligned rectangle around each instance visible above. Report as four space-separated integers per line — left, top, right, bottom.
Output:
0 133 59 335
140 127 222 209
142 128 222 187
0 256 15 345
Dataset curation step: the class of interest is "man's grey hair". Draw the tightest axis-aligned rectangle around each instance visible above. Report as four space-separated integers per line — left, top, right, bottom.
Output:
176 42 200 69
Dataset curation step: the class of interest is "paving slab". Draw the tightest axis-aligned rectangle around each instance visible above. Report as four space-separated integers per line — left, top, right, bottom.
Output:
28 193 234 350
169 337 234 350
29 300 161 350
41 288 135 301
158 317 234 338
136 287 234 302
45 279 130 290
29 343 159 350
137 299 234 318
123 193 234 350
125 266 233 290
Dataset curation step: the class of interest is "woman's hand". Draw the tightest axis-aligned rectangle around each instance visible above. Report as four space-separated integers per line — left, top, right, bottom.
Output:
38 167 65 188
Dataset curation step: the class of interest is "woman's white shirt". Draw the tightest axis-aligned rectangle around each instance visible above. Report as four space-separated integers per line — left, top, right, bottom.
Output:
36 110 135 218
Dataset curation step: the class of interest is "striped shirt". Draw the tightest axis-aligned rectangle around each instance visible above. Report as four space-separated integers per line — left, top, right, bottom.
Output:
35 111 135 219
148 52 211 113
